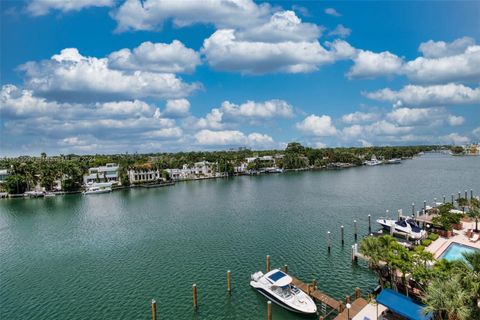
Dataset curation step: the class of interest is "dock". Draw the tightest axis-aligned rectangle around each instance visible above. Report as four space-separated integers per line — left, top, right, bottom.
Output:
290 276 342 311
333 298 368 320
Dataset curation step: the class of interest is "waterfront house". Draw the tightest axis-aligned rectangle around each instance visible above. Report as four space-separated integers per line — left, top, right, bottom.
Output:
193 161 214 176
83 163 120 185
165 165 195 180
0 169 9 184
128 168 163 184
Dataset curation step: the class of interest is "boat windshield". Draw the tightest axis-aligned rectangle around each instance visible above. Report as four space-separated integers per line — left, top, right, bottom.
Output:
395 220 407 228
273 286 293 299
407 220 422 232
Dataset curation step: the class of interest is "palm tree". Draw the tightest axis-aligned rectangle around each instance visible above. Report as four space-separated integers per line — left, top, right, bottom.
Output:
423 274 472 320
359 236 385 287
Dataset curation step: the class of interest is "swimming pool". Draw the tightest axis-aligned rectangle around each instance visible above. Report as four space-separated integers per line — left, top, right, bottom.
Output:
439 242 479 261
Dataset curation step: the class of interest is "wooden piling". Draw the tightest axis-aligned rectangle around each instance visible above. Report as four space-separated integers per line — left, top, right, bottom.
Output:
338 300 344 312
327 231 331 253
443 195 446 203
193 284 198 309
458 192 461 201
354 220 357 241
346 295 350 304
423 200 426 213
267 300 272 320
471 189 473 200
368 215 371 234
227 270 231 294
312 279 317 291
266 255 270 272
465 190 468 200
355 287 361 299
451 194 454 204
284 264 288 274
341 225 344 245
411 203 415 216
151 299 157 320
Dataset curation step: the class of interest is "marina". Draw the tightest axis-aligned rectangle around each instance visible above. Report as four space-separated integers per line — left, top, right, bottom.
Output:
1 153 479 319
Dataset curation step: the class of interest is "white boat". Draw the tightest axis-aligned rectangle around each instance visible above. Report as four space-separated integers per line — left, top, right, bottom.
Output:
364 155 383 166
376 217 427 240
44 192 56 197
83 186 111 195
24 191 44 198
250 269 317 315
386 158 401 164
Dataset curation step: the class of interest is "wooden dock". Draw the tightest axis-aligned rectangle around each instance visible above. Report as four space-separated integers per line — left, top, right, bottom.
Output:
290 276 342 311
333 298 368 320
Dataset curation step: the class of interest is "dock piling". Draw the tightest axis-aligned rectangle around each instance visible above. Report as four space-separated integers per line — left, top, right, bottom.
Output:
267 300 272 320
353 220 357 240
346 295 350 304
327 231 331 253
227 270 231 294
423 200 426 213
451 194 454 204
313 279 317 291
458 191 461 201
355 287 361 299
411 203 415 216
443 195 446 203
341 225 344 245
266 255 270 272
284 264 288 274
151 299 157 320
192 284 198 309
471 189 473 200
465 190 468 200
368 215 371 234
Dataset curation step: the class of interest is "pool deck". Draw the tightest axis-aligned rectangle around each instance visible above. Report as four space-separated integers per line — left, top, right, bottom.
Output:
426 221 480 259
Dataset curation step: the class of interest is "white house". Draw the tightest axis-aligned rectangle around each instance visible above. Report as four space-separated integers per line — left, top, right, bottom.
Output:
0 169 9 184
165 165 195 180
193 161 214 176
84 163 120 185
128 169 163 184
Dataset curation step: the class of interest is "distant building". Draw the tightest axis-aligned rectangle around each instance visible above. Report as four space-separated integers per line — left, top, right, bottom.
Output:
0 169 9 184
128 168 163 184
166 165 195 180
193 161 214 176
84 163 119 185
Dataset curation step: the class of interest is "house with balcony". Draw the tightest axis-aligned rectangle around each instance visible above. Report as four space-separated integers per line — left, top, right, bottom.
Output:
83 163 120 185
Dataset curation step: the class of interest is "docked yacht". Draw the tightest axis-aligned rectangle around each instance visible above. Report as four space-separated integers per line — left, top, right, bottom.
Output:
386 158 401 164
83 182 112 195
364 155 383 166
376 217 427 240
250 269 317 315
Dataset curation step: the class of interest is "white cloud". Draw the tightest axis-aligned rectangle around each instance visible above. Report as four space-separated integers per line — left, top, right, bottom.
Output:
364 84 480 106
364 120 413 136
386 107 435 126
238 10 322 42
342 124 364 139
447 115 465 126
341 111 378 124
1 84 60 116
473 127 480 137
221 99 293 119
112 0 272 32
108 40 201 73
418 37 476 58
442 133 470 145
20 48 199 102
27 0 113 16
96 100 155 116
328 24 351 38
164 99 191 117
195 108 225 130
324 8 341 17
296 115 337 136
347 50 403 79
202 29 352 74
194 129 273 146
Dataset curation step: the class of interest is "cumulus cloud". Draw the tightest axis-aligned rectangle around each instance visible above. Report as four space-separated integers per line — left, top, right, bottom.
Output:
328 24 351 38
386 108 435 126
1 84 60 116
364 84 480 107
164 99 191 117
347 50 403 79
27 0 113 16
447 115 465 126
296 114 337 136
348 37 480 83
108 41 201 73
19 48 199 102
341 111 378 124
111 0 272 32
442 133 470 145
473 127 480 137
221 100 293 119
194 129 273 146
202 29 353 74
324 8 341 17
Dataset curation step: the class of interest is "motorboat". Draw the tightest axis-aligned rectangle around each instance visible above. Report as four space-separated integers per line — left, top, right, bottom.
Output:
364 155 383 166
44 192 56 197
386 158 401 164
24 190 44 198
376 217 427 240
83 183 112 195
250 269 317 315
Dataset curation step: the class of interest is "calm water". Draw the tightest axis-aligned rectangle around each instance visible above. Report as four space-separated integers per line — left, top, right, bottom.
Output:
1 153 479 320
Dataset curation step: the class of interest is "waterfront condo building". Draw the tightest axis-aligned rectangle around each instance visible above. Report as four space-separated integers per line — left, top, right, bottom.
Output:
83 163 120 185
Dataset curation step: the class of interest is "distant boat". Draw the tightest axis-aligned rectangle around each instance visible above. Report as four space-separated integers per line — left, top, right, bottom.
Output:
364 155 383 166
44 192 56 197
83 182 112 195
24 191 44 198
376 217 427 240
250 269 317 315
386 158 401 164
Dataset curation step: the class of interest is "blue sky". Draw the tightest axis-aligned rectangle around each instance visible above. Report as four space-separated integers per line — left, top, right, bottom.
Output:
1 0 479 156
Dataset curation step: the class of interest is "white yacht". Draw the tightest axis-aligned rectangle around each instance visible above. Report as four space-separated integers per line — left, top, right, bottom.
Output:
376 217 427 240
250 269 317 315
386 158 401 164
83 182 112 195
364 155 383 166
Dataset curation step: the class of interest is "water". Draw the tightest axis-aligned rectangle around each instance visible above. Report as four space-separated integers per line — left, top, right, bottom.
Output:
439 243 479 262
1 153 479 319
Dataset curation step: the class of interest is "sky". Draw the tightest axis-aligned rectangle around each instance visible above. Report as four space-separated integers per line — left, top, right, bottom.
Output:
1 0 479 156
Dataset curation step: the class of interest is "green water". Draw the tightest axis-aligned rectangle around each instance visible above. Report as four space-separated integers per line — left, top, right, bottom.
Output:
1 153 479 319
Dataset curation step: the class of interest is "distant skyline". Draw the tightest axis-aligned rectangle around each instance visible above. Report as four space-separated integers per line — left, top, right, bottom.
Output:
1 0 479 156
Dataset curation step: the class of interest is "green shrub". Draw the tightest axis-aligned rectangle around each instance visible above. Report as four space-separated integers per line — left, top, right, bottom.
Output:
428 233 439 241
414 245 425 252
421 239 432 246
